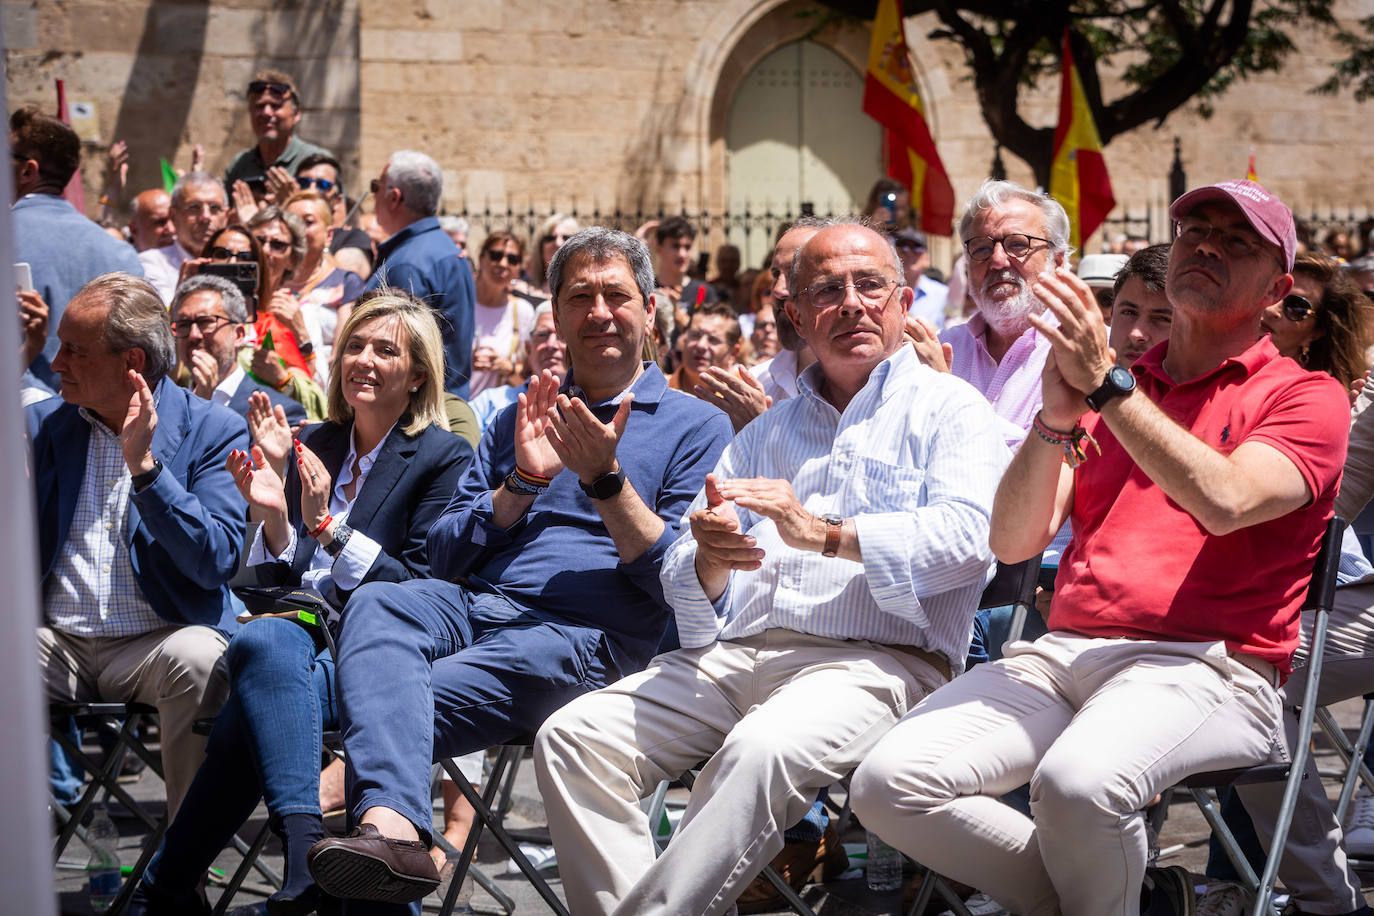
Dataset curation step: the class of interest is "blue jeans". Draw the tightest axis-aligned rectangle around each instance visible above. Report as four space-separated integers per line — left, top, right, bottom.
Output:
146 617 336 893
336 579 614 916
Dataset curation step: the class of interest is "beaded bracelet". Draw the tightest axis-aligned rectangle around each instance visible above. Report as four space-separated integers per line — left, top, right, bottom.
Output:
1032 411 1101 469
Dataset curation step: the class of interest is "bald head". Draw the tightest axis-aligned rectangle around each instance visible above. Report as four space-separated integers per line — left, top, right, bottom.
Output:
128 189 175 252
770 224 825 352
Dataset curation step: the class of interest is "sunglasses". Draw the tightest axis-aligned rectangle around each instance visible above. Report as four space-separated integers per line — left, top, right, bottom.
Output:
254 235 292 255
296 176 336 194
209 246 254 262
486 249 521 266
1281 295 1315 322
248 80 294 99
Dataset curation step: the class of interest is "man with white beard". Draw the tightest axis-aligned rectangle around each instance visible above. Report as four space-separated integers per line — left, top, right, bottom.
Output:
939 180 1071 448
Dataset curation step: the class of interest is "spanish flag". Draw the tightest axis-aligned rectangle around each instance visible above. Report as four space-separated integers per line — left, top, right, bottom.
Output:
862 0 954 235
1049 29 1115 250
1246 149 1259 182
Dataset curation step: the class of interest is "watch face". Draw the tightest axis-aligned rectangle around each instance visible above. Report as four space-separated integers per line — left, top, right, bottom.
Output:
1108 366 1136 392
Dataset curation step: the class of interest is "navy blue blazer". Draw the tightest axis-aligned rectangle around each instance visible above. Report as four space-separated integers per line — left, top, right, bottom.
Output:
225 375 308 426
29 377 250 634
249 418 473 603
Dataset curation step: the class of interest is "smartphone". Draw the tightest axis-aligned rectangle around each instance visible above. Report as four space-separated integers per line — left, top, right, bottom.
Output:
14 262 32 292
200 261 260 321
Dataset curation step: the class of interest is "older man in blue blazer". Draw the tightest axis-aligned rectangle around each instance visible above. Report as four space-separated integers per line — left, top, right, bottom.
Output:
31 272 248 818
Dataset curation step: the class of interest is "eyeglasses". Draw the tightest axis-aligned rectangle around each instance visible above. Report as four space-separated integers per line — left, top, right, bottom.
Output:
800 276 897 308
209 246 254 262
296 176 337 194
1174 217 1267 259
486 249 522 266
1281 294 1315 322
530 328 562 345
963 234 1051 262
178 202 226 217
171 315 234 338
254 235 292 255
248 80 294 99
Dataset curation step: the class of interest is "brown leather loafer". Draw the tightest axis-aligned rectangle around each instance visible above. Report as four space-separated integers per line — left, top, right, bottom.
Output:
307 823 440 904
736 825 849 914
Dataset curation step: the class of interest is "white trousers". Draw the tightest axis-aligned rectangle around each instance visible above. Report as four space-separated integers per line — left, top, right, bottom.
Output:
39 625 229 819
850 632 1283 916
533 629 947 916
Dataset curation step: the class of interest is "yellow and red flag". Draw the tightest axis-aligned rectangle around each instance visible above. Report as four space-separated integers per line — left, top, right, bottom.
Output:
1049 29 1114 250
862 0 954 235
1246 149 1259 182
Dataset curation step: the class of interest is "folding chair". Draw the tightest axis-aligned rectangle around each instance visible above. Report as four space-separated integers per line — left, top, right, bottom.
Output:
437 743 569 916
1180 516 1346 916
49 701 167 916
903 555 1043 916
428 752 517 916
1316 690 1374 869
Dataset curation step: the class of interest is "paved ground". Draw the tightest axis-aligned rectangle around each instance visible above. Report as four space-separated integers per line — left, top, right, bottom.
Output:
54 696 1374 915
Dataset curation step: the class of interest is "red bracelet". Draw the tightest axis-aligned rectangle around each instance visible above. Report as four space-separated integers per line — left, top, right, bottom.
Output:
309 514 333 539
514 465 553 486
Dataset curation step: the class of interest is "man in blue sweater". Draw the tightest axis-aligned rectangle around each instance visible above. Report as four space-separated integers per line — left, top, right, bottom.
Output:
364 150 476 398
10 106 143 389
308 228 734 912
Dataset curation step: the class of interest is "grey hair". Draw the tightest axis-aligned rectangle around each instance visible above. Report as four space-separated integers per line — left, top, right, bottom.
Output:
785 217 905 300
957 179 1072 257
532 300 553 323
547 227 655 309
171 273 248 324
82 272 175 384
171 170 226 209
247 205 308 265
386 150 443 217
438 215 468 234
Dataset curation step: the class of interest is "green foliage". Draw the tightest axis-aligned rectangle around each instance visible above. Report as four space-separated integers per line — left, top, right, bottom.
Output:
1317 14 1374 100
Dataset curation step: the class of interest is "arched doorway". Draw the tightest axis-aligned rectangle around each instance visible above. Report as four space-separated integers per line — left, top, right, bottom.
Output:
724 40 880 266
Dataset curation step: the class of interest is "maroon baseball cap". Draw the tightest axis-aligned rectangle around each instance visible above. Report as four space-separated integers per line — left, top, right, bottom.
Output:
1168 180 1296 271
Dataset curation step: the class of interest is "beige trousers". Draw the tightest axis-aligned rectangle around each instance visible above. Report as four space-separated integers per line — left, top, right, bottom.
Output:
39 625 229 819
850 632 1283 916
533 629 948 916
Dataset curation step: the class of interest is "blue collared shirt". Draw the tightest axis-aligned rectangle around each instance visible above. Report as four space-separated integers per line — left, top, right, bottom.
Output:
427 363 733 677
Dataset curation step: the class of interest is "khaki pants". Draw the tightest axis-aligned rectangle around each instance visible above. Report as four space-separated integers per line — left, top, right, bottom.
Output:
850 632 1283 916
533 630 947 916
39 625 229 819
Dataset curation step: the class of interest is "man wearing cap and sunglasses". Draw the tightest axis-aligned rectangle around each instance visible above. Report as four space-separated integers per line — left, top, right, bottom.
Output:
223 71 333 193
851 180 1357 916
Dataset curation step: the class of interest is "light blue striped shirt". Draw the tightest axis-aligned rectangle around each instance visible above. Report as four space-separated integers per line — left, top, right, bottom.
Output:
44 408 165 637
662 345 1012 673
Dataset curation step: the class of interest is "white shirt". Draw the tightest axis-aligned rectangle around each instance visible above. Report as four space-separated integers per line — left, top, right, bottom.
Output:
138 241 191 305
211 365 248 407
247 425 390 592
661 345 1012 673
749 348 802 403
907 275 950 329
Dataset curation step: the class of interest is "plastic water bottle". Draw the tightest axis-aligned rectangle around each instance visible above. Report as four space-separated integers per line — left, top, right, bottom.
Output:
86 803 121 911
865 829 902 892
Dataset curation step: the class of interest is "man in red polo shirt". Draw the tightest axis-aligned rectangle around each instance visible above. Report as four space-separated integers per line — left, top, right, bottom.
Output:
850 181 1356 916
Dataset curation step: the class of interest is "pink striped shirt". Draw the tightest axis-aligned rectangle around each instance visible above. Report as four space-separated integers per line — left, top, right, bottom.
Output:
939 312 1051 449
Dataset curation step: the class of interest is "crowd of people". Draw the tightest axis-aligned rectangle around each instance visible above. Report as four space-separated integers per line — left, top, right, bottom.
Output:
17 66 1374 916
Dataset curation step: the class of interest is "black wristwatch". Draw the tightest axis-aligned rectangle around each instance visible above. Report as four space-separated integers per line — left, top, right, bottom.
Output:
323 523 352 558
579 467 626 500
1085 365 1137 412
131 459 162 492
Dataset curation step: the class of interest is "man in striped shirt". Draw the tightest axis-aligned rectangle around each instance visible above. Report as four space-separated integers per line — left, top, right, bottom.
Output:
534 221 1011 916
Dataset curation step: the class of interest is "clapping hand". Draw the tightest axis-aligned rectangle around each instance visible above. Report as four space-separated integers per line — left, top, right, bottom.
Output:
694 365 771 432
513 370 566 482
121 370 158 478
246 390 293 476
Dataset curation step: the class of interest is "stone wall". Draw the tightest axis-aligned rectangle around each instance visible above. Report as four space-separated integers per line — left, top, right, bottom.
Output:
5 0 1371 263
3 0 360 209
